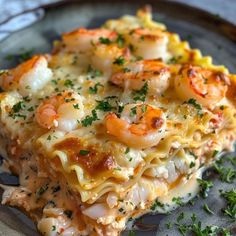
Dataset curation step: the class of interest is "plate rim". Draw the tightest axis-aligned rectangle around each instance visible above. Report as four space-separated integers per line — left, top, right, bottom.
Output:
0 0 236 44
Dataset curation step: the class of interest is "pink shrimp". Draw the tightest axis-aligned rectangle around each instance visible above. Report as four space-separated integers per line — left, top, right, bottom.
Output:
105 104 166 149
110 59 170 95
36 91 84 132
175 64 229 107
62 28 117 53
0 55 52 96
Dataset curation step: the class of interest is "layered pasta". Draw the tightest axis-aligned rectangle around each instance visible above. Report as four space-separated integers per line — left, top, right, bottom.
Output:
1 6 236 236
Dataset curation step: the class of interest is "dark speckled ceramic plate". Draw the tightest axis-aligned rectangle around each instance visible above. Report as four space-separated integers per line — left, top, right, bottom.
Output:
0 1 236 235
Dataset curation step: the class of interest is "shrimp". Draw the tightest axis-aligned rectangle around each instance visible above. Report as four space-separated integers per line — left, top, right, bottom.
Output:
62 28 117 53
36 91 84 132
105 104 166 149
175 64 229 107
125 28 169 60
0 55 52 96
110 59 170 95
92 44 130 75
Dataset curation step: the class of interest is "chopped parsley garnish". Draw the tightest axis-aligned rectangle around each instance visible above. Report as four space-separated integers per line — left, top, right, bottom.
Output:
99 37 111 44
5 49 34 63
191 223 219 236
114 167 121 171
88 82 103 94
52 225 56 231
166 222 173 229
73 104 80 109
64 98 75 103
96 100 114 112
141 104 147 113
220 105 225 110
117 34 125 48
212 150 219 157
227 156 236 166
18 49 34 62
87 65 103 78
136 55 143 61
220 189 236 219
128 230 135 236
189 161 195 168
64 79 74 88
125 147 130 154
128 44 135 53
167 56 178 64
117 102 124 114
203 203 214 215
197 178 213 198
10 113 27 119
27 106 34 112
190 151 197 159
12 101 25 113
186 98 202 111
123 67 131 73
133 82 148 102
118 207 124 212
177 212 185 222
79 150 90 156
81 109 98 127
140 35 145 41
113 56 125 66
214 164 236 183
9 101 27 119
172 196 184 206
130 106 137 117
150 199 164 211
176 223 188 235
51 79 58 85
23 96 31 102
175 213 232 236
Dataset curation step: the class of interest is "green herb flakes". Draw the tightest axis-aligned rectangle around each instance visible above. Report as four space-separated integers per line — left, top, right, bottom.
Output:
99 37 111 45
79 150 90 156
203 203 214 215
197 178 213 198
113 56 125 66
89 82 103 94
133 82 148 102
81 109 99 127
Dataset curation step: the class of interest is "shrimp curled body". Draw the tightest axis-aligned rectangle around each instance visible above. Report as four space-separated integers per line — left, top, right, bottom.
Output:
0 55 52 96
125 28 169 60
62 28 117 53
110 60 170 95
105 104 166 149
175 65 229 107
36 91 84 132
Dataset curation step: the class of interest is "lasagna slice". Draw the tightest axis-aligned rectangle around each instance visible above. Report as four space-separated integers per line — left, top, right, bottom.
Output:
1 6 236 236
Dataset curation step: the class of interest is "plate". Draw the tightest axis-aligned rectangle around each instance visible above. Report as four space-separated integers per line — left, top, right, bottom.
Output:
0 1 235 235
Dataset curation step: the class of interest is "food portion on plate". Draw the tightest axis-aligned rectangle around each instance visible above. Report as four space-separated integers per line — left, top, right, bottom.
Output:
0 6 236 236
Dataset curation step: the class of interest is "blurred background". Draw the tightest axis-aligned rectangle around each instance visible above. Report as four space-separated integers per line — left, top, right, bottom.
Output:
0 0 235 41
